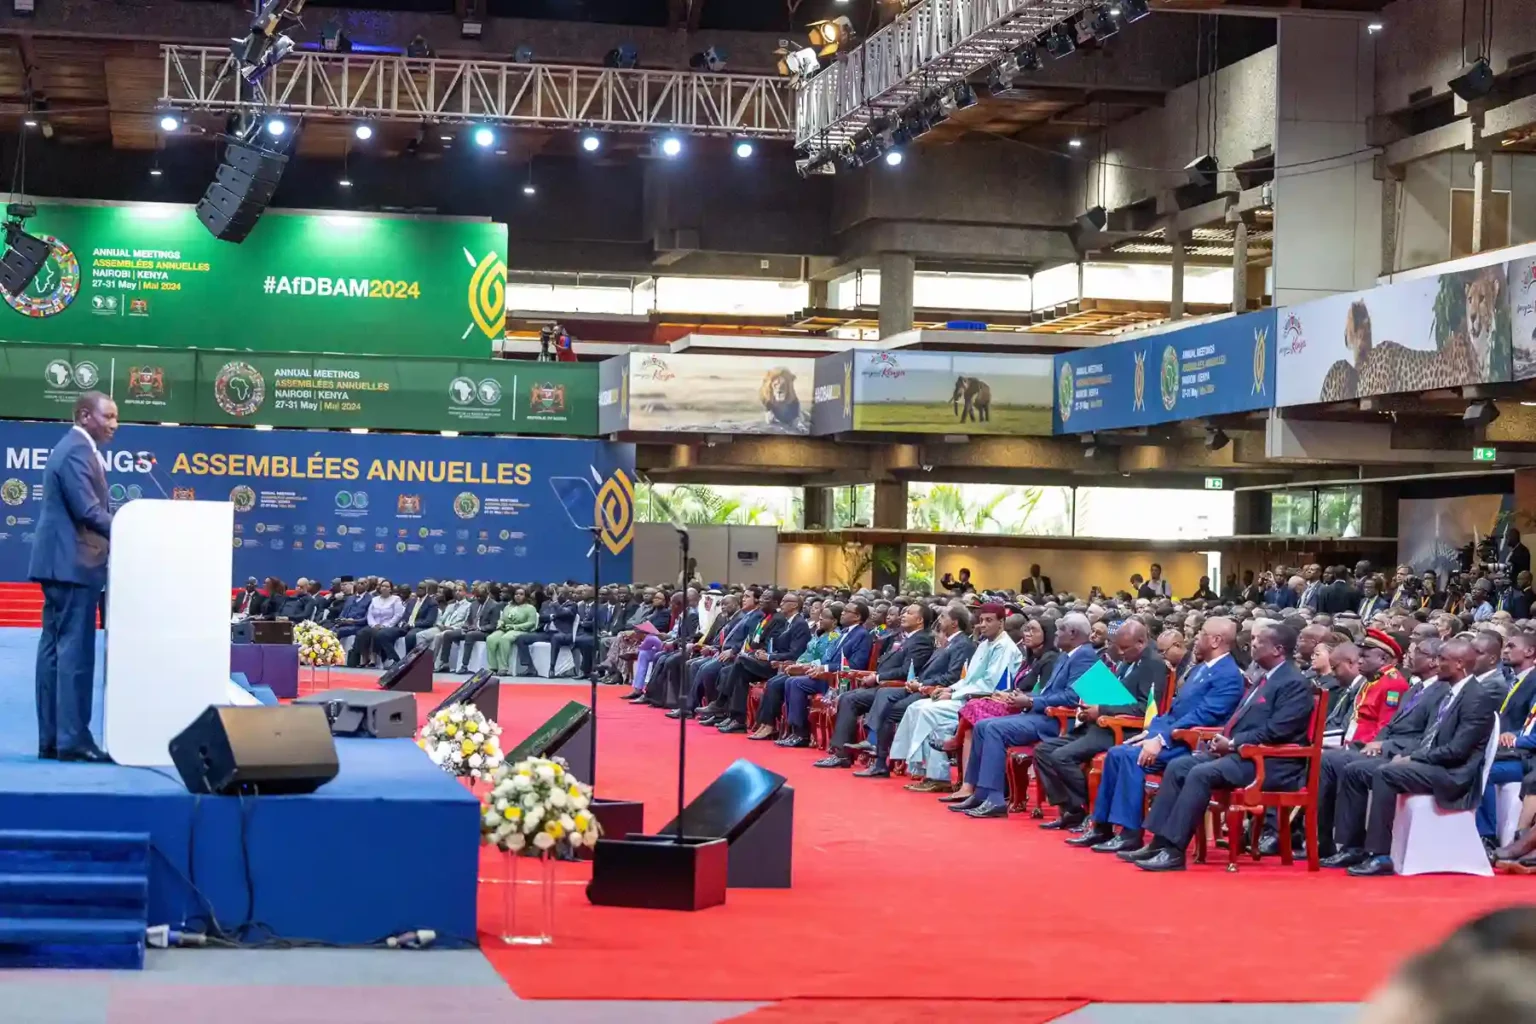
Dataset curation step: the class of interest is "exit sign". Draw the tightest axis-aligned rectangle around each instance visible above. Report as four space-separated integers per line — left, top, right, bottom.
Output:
1204 477 1224 490
1473 447 1498 462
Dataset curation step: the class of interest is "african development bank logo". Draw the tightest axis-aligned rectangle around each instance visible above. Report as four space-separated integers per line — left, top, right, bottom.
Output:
1 479 27 506
214 361 265 417
453 492 480 519
1159 346 1179 412
464 247 506 341
1056 362 1074 425
595 467 634 556
1251 325 1268 395
3 235 81 318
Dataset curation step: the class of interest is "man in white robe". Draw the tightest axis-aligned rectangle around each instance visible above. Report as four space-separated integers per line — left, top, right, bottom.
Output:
890 603 1022 790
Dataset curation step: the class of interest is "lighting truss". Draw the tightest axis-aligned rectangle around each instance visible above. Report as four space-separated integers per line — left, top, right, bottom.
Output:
794 0 1095 154
160 44 796 138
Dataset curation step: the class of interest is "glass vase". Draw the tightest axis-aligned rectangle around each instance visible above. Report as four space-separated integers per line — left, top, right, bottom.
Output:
500 849 556 946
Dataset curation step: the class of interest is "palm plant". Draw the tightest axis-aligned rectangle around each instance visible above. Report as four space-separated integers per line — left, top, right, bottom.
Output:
638 482 772 526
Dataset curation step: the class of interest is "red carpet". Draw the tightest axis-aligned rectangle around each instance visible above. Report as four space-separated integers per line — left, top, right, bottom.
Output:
726 999 1089 1022
457 683 1525 1003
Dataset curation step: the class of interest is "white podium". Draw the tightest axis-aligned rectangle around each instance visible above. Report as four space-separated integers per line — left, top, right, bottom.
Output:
103 499 235 767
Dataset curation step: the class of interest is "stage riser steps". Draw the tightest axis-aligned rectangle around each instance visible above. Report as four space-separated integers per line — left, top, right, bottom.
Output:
0 831 149 970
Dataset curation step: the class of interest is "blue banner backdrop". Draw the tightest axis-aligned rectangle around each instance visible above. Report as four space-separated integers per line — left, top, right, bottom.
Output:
1052 309 1277 434
0 422 635 586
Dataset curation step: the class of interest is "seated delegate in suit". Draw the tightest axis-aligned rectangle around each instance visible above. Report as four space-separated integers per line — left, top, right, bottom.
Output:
1334 634 1502 876
452 587 504 674
1033 619 1165 830
747 600 863 741
276 579 317 623
940 616 1060 802
776 600 882 748
254 576 287 619
716 593 811 735
485 587 538 674
950 612 1098 817
1127 622 1314 872
231 578 260 617
638 592 711 707
1020 565 1052 597
433 583 493 671
1315 639 1445 860
1478 632 1536 843
594 588 667 681
410 584 463 655
1073 620 1245 854
890 603 1023 793
374 580 437 666
844 606 975 778
626 591 698 699
690 593 764 718
349 580 404 667
330 582 372 641
660 595 741 715
568 588 604 679
813 603 936 765
514 587 577 677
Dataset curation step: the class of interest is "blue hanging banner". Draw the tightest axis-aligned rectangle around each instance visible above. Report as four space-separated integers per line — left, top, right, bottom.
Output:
0 422 635 586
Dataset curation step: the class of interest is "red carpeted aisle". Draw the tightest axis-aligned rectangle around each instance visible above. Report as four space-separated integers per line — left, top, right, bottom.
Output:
465 683 1525 1004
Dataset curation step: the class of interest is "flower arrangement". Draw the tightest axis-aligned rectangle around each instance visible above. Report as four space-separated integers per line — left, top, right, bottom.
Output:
481 756 601 856
418 703 504 781
293 620 344 666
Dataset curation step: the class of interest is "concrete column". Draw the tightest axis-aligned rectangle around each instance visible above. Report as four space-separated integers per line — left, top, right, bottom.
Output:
807 277 829 309
872 481 907 529
1169 228 1188 321
1231 219 1249 313
1272 17 1381 304
1234 490 1271 535
1471 138 1495 254
877 252 915 339
802 486 832 529
1359 482 1398 540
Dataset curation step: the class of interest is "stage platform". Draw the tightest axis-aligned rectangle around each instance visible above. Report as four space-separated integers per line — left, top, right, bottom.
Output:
0 628 479 946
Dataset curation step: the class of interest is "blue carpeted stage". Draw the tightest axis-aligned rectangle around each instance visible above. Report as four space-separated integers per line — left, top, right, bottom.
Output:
0 629 479 946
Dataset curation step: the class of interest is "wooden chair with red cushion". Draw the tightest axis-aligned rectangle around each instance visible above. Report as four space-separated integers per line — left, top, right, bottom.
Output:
1085 666 1178 809
1194 684 1329 872
809 637 885 750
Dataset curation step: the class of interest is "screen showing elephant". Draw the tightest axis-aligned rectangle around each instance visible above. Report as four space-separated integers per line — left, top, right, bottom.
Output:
851 351 1053 435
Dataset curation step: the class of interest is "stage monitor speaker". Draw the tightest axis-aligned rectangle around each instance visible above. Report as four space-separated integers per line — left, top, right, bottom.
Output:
503 700 591 780
294 689 416 738
378 645 433 693
230 619 253 644
169 705 339 795
429 668 500 722
656 758 794 888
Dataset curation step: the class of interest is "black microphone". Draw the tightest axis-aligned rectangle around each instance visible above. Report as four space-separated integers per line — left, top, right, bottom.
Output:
144 455 171 499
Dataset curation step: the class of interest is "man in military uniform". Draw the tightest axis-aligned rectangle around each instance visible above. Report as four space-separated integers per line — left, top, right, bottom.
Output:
1347 629 1411 745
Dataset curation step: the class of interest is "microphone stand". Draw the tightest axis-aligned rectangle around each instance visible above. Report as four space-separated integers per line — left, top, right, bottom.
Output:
674 525 689 844
584 525 601 790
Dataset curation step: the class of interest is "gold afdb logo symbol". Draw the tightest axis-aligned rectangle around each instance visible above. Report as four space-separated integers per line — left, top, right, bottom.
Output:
595 468 634 556
1251 325 1268 395
841 359 853 416
463 247 506 341
1132 350 1146 412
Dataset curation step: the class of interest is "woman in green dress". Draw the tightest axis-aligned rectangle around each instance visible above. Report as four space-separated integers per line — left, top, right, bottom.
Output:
486 586 538 674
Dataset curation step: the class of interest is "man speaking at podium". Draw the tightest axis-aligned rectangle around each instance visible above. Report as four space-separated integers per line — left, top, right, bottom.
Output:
29 392 118 764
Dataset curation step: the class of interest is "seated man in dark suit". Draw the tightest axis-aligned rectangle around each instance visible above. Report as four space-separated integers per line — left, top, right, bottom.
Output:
453 587 504 674
1021 564 1053 598
776 600 873 748
1335 636 1501 875
232 577 260 617
661 595 739 715
699 591 785 731
513 587 576 677
1127 622 1314 871
674 595 756 718
1034 619 1164 830
375 580 438 667
1478 632 1536 844
814 603 936 767
277 577 316 622
714 592 808 735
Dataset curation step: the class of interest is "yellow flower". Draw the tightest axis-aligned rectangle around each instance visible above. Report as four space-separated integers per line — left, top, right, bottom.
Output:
465 721 479 734
544 821 564 839
504 806 521 820
445 724 458 737
568 785 582 799
460 739 477 755
574 811 590 831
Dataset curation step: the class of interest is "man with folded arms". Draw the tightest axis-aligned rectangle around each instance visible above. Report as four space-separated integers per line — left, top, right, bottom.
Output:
1127 622 1312 872
890 604 1021 794
812 603 936 767
948 613 1097 818
1033 618 1164 831
844 606 975 778
1315 639 1444 861
1333 635 1502 876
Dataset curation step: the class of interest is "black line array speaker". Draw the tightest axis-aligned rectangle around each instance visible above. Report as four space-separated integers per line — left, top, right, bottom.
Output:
196 142 291 243
169 705 339 795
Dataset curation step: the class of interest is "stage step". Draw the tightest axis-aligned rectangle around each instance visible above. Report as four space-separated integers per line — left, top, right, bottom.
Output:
0 831 149 969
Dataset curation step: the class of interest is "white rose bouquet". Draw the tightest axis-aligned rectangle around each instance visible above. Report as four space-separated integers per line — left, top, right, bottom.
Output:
293 620 344 666
480 756 601 856
417 703 504 781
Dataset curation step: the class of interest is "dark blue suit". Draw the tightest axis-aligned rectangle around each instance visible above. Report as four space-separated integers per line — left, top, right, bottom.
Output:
1144 660 1314 848
1094 654 1246 832
965 642 1098 804
781 623 870 732
29 427 113 755
690 610 763 710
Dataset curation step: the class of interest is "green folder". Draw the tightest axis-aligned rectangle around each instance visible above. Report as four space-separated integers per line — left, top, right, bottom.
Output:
1070 660 1136 707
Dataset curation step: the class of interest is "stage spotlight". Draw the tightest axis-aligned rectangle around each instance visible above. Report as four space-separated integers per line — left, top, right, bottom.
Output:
338 176 353 187
1367 20 1383 33
660 135 682 157
522 182 536 196
1204 426 1230 452
581 134 601 152
808 16 854 56
1068 137 1082 148
1120 0 1150 21
1082 5 1118 41
149 166 163 177
513 45 535 63
884 149 903 167
159 114 181 132
952 81 977 109
353 123 373 140
690 46 727 72
779 45 820 80
735 140 754 159
473 125 495 147
1045 23 1077 59
265 117 287 137
1449 58 1494 102
1015 41 1044 72
604 44 640 69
